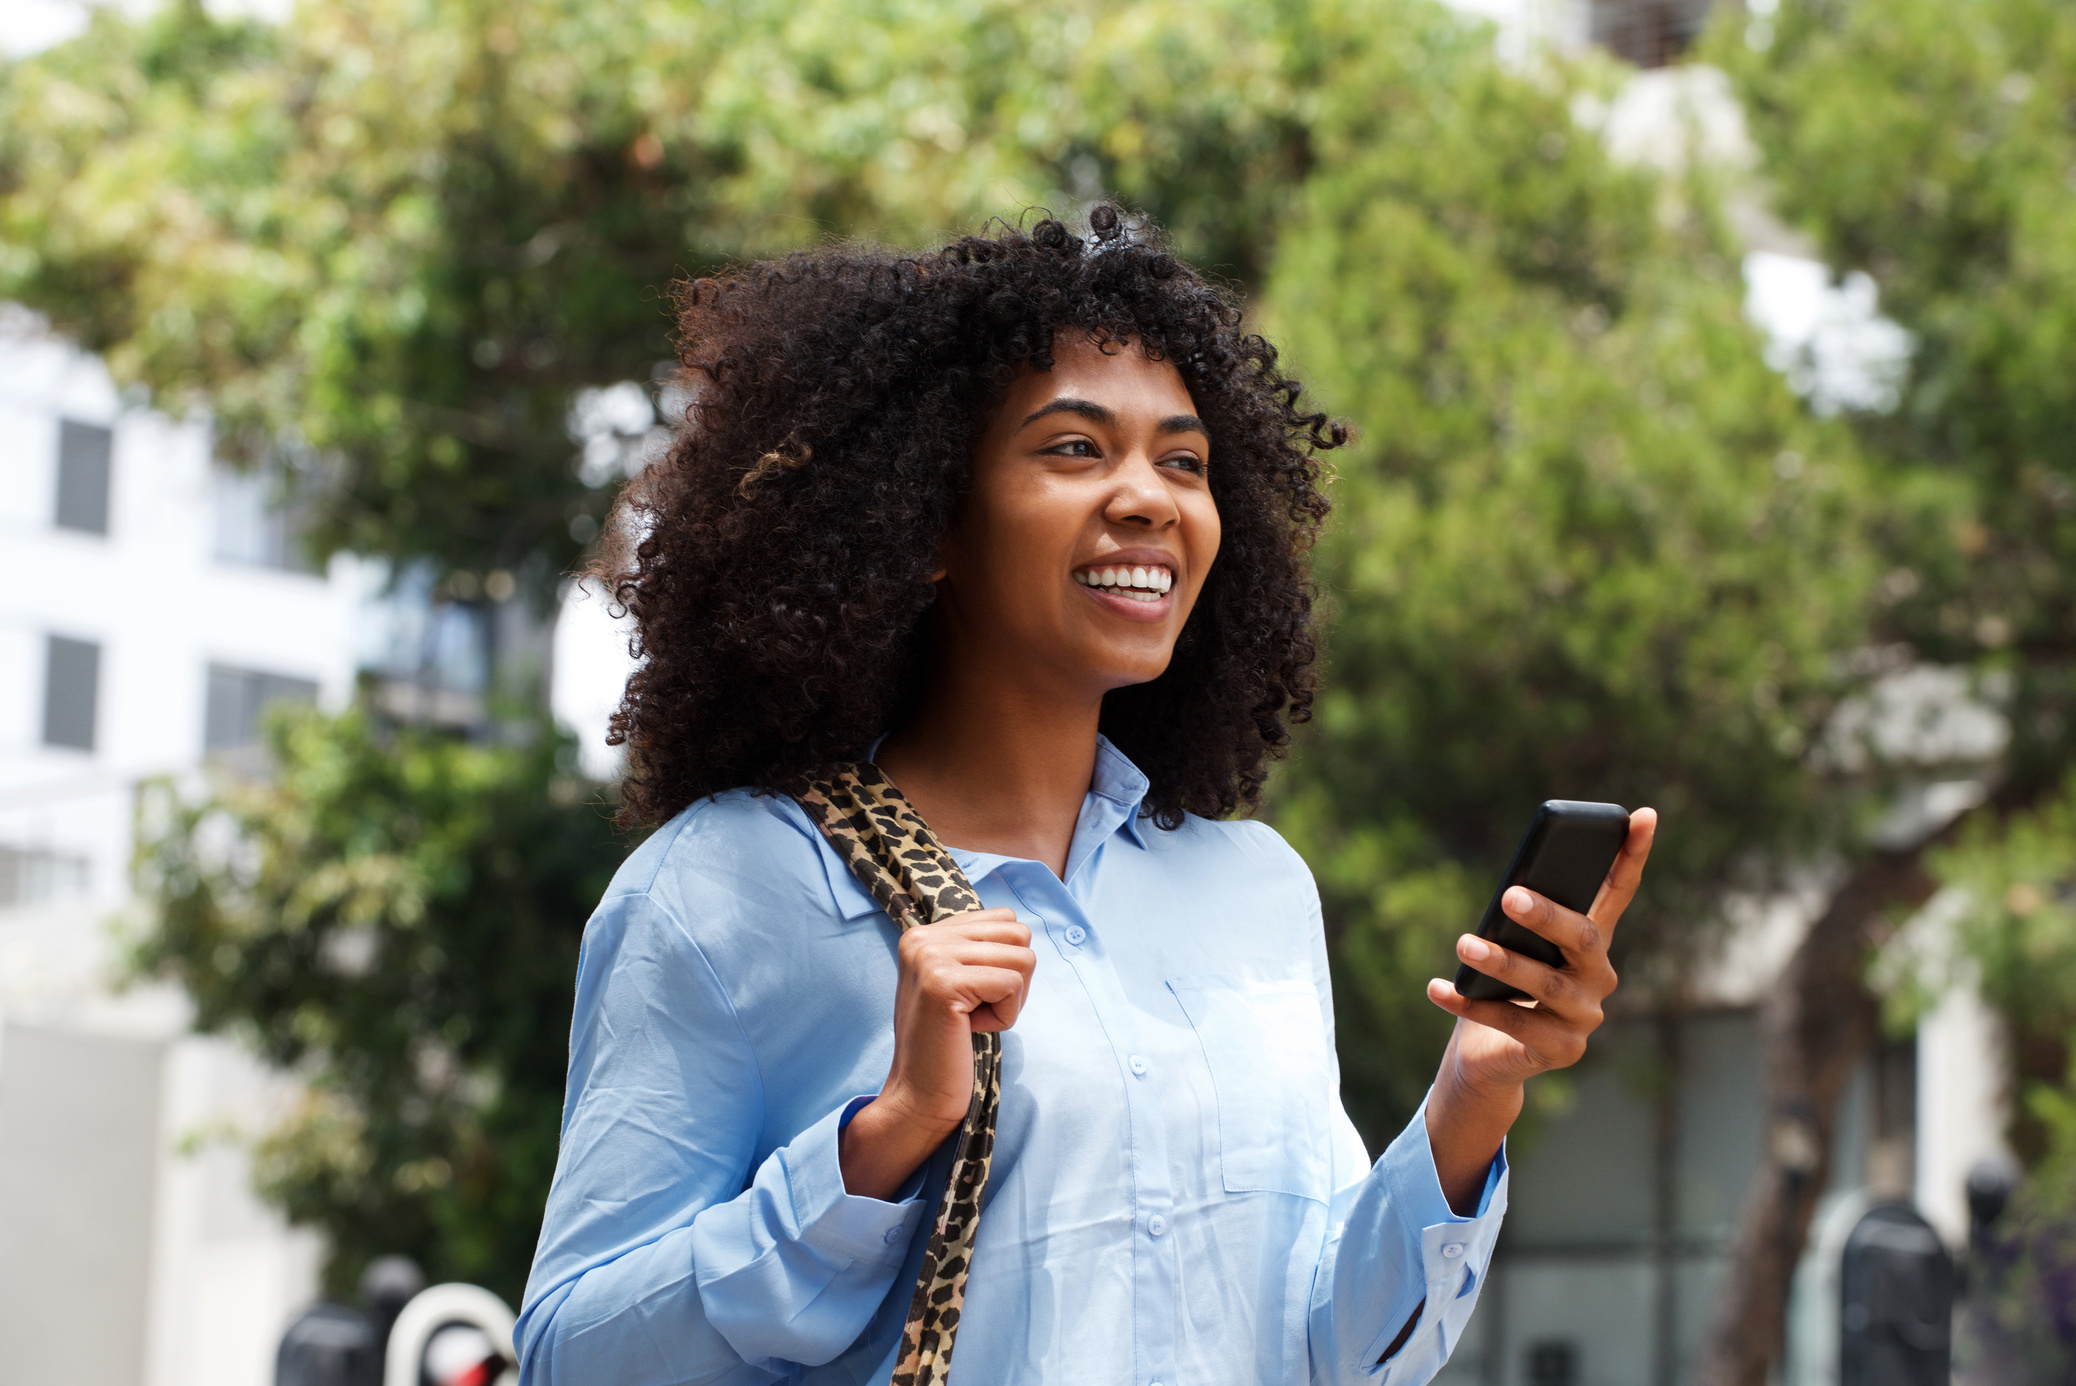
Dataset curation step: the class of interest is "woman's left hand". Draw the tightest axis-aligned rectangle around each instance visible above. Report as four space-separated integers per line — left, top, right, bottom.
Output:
1421 807 1657 1212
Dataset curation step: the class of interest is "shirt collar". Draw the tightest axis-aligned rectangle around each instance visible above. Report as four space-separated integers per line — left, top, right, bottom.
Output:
811 735 1153 919
1090 734 1152 850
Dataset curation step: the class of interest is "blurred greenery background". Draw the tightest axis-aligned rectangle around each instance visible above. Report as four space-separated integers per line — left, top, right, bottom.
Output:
7 0 2076 1377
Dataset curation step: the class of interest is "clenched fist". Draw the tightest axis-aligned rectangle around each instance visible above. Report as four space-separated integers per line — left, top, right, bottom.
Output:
839 908 1036 1201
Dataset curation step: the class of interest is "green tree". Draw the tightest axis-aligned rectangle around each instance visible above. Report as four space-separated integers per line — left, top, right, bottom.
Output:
1260 26 1884 1142
132 707 623 1301
1702 0 2076 1378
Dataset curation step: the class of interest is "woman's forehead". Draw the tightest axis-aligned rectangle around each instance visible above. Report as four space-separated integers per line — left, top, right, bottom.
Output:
1003 334 1195 418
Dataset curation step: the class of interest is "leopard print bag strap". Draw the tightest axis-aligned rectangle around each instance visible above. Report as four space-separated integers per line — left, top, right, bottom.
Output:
791 762 998 1386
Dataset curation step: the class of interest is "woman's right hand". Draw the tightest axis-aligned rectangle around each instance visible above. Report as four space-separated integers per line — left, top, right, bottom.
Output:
839 907 1035 1201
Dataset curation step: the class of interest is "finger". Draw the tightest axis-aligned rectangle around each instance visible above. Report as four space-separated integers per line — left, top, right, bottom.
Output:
1498 888 1615 980
1425 979 1587 1070
906 920 1032 954
957 965 1034 1030
1587 807 1658 929
939 907 1021 927
931 916 1033 946
917 942 1038 980
1455 933 1605 1018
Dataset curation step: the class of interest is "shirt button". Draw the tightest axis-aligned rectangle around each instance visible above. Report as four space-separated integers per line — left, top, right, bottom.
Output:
883 1226 905 1245
1065 925 1087 946
1129 1055 1149 1076
1441 1241 1465 1259
1148 1214 1167 1238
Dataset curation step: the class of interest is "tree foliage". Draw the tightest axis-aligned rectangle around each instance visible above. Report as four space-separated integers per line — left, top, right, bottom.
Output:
1713 0 2076 1366
132 708 622 1301
1260 23 1881 1135
1714 0 2076 1166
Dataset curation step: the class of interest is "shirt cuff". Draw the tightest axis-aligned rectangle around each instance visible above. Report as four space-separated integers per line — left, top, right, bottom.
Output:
1373 1090 1509 1227
779 1095 930 1268
1366 1090 1510 1372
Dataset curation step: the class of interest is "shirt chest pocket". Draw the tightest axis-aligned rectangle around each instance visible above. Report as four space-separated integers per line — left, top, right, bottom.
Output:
1167 976 1333 1203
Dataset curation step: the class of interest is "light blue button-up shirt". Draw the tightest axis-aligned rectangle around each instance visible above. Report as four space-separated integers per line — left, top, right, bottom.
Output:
518 738 1506 1386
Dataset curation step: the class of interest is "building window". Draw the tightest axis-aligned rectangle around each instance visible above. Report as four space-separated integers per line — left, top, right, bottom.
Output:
204 663 320 753
0 845 92 909
1590 0 1714 67
1528 1341 1580 1386
54 419 114 534
358 562 499 729
42 635 101 752
212 462 319 573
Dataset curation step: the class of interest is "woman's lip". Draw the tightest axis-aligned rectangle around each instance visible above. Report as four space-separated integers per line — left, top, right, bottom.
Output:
1078 582 1172 622
1078 547 1180 573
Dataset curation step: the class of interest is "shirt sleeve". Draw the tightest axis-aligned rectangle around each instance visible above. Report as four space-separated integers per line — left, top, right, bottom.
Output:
1307 1091 1509 1386
1290 852 1506 1386
516 889 928 1386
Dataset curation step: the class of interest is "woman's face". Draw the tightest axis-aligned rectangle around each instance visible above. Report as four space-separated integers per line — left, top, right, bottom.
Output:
938 333 1221 699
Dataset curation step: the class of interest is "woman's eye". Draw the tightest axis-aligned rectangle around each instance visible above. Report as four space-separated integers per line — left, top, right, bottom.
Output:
1160 454 1207 475
1044 439 1099 458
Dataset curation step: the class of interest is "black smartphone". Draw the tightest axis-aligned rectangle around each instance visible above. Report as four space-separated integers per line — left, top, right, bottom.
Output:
1453 800 1631 1003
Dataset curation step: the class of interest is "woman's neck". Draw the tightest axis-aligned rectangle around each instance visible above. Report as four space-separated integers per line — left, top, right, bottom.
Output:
874 659 1101 880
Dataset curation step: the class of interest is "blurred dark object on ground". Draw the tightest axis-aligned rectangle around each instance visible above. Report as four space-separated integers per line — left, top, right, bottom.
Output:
275 1301 380 1386
276 1257 425 1386
1839 1203 1951 1386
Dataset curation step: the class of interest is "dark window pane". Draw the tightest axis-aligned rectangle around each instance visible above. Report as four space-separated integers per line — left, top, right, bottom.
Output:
1589 0 1713 67
204 664 319 752
54 420 113 534
43 636 100 751
1529 1341 1580 1386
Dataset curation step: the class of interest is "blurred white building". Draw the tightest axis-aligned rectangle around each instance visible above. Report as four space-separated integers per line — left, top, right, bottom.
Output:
0 310 359 1386
0 301 594 1386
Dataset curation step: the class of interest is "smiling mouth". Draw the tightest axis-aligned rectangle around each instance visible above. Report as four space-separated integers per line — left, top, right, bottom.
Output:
1074 563 1175 603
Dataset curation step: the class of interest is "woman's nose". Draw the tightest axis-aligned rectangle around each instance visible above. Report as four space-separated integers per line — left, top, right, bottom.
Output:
1104 452 1180 528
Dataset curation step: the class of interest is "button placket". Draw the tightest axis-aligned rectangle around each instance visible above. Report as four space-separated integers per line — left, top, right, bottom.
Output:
1006 872 1178 1386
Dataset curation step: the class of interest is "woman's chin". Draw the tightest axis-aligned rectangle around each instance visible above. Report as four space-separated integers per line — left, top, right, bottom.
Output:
1076 644 1181 694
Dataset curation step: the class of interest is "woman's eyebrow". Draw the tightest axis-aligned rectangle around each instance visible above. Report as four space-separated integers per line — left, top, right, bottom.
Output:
1019 398 1114 430
1017 399 1210 437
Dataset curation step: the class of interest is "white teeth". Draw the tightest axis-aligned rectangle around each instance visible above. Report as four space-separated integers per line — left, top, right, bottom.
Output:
1077 564 1175 596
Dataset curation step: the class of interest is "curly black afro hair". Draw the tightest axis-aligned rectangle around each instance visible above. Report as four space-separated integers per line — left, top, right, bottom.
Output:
604 206 1343 830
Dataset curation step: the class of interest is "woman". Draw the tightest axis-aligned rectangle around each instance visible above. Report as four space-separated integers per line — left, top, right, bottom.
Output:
518 209 1654 1386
